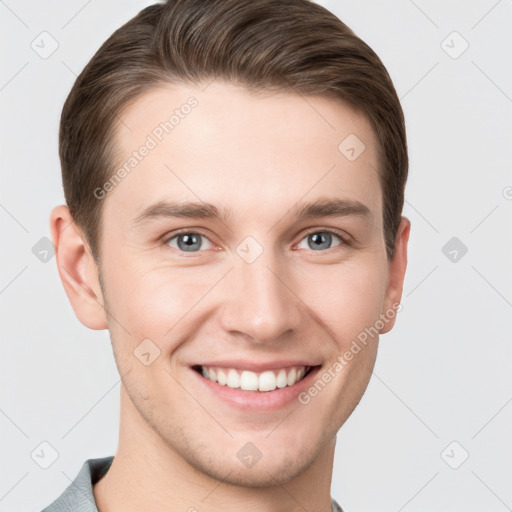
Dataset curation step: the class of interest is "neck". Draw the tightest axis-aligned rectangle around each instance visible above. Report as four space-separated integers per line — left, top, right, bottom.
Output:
93 385 336 512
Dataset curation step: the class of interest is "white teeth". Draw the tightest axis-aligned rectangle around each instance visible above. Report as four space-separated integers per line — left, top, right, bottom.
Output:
240 371 259 391
217 369 227 385
259 371 277 391
276 369 287 388
226 369 240 388
198 365 310 392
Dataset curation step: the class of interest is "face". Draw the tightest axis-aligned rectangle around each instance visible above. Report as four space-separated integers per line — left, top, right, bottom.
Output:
85 81 407 486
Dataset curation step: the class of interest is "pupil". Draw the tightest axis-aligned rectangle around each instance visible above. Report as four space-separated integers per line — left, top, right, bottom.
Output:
179 233 201 251
310 232 331 250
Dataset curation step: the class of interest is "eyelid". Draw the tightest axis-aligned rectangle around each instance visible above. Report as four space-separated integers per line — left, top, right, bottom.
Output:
294 228 351 251
162 228 216 249
299 227 351 243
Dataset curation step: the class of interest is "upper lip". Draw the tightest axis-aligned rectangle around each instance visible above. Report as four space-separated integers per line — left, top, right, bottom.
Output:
192 359 322 372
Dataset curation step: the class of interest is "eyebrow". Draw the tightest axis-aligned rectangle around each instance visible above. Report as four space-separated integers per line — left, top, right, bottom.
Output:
132 197 372 225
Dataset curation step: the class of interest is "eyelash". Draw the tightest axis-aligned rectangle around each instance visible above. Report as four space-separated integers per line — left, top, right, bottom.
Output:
162 228 351 254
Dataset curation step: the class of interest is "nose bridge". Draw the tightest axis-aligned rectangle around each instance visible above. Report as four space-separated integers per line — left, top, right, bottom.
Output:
219 246 302 343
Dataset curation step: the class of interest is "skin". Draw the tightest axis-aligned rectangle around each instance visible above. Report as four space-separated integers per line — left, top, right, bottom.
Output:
50 80 410 512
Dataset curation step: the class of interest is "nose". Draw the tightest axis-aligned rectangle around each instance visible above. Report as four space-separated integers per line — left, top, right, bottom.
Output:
218 251 303 344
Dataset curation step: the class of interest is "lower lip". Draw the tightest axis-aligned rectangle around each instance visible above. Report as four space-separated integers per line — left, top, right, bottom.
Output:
190 366 322 412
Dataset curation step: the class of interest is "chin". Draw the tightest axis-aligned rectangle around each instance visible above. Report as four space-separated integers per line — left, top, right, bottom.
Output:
185 446 317 488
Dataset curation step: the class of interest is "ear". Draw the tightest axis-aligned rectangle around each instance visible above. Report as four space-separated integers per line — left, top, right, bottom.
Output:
379 216 411 334
50 205 108 330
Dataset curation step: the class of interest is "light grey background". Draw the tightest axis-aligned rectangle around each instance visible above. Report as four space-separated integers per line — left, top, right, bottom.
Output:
1 1 511 511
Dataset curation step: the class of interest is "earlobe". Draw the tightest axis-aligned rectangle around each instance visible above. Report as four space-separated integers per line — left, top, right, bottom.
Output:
50 205 108 330
379 216 411 335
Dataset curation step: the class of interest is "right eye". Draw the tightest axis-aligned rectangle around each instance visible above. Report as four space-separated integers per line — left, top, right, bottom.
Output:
165 231 214 253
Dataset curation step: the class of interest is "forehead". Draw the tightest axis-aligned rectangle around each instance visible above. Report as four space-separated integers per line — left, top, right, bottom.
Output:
105 80 382 228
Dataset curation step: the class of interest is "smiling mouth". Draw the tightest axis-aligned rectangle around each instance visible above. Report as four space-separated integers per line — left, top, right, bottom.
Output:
192 364 317 392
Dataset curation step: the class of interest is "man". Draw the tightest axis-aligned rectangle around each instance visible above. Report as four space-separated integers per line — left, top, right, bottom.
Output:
42 0 410 510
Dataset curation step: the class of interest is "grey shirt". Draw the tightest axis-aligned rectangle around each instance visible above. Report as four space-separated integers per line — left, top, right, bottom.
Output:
41 456 344 512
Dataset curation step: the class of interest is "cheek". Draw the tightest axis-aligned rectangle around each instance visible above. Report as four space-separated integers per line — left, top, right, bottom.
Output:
103 254 220 344
299 254 387 342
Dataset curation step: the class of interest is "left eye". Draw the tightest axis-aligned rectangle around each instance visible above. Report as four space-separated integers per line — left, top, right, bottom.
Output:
296 231 344 251
166 232 213 252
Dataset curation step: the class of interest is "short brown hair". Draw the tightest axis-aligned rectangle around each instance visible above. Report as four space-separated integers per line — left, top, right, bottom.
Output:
59 0 408 261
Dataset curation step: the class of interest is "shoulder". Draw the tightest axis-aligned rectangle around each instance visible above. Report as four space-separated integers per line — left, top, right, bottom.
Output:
331 497 345 512
40 456 114 512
